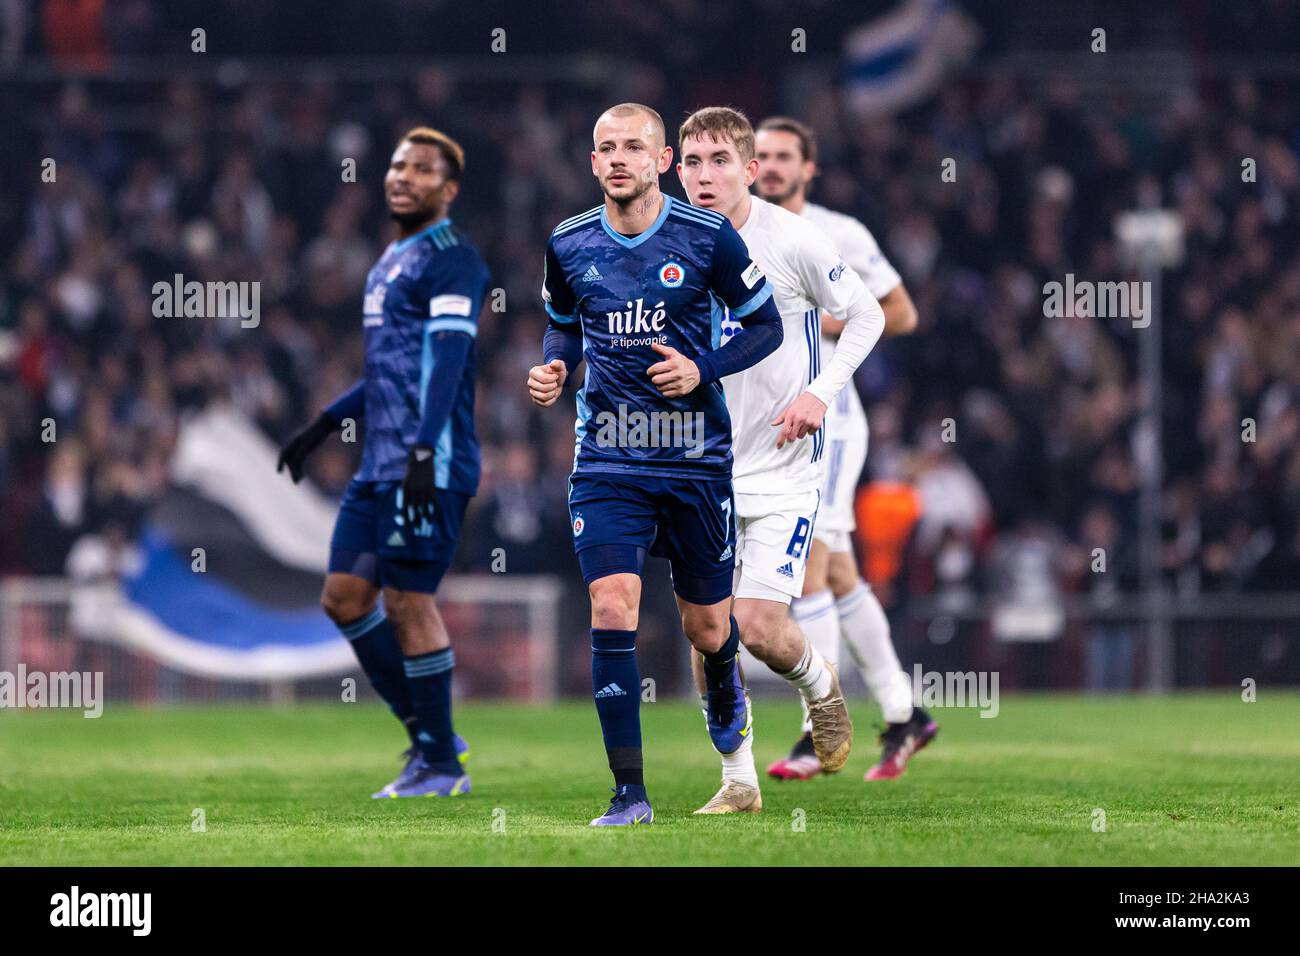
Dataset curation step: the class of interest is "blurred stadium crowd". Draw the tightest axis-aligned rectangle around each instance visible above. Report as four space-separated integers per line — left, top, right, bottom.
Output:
2 1 1299 689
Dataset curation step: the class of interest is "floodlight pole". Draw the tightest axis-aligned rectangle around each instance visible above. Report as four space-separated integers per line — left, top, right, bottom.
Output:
1137 257 1173 693
1116 210 1183 694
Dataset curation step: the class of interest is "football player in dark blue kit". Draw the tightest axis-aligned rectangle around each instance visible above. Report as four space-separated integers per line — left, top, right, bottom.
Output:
278 128 488 798
528 103 784 826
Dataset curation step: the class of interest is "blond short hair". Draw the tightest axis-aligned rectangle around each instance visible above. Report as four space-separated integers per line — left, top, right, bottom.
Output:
679 106 755 162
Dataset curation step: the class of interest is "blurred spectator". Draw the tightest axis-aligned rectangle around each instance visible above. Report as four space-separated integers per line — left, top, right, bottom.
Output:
0 1 1296 651
1064 501 1139 690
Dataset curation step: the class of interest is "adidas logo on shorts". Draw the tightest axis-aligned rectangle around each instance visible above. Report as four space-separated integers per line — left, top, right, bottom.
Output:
594 683 627 698
776 562 795 578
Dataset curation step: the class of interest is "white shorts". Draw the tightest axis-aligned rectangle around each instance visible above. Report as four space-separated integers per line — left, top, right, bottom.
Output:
813 410 868 549
732 489 822 604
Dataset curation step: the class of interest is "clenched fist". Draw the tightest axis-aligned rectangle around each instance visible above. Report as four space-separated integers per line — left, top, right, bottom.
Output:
528 358 568 407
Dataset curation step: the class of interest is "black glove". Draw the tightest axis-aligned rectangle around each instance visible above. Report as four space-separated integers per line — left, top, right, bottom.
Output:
401 446 437 528
276 413 337 483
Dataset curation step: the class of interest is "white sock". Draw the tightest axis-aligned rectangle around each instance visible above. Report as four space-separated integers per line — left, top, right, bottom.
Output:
792 589 840 733
721 730 758 787
779 635 834 703
837 580 913 724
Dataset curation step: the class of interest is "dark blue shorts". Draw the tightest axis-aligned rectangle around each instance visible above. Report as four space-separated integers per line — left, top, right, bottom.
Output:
568 472 735 605
329 478 469 594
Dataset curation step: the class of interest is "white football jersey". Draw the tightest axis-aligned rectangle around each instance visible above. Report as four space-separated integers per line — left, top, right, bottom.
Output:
799 202 902 432
720 196 873 495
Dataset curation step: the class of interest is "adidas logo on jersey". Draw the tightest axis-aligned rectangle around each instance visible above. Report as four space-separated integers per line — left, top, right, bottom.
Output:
594 683 627 698
581 263 603 283
776 562 795 578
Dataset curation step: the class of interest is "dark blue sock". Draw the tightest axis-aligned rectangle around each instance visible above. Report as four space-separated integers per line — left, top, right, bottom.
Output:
701 616 741 688
404 648 460 774
339 609 417 743
591 628 642 788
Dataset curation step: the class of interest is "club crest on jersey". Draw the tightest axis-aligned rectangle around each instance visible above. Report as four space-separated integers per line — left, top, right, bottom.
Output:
572 513 585 537
828 262 846 281
658 261 685 288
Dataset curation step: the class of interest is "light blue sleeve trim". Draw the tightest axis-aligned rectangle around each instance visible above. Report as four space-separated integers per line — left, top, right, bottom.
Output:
545 301 579 325
731 280 774 318
428 317 477 336
435 417 452 489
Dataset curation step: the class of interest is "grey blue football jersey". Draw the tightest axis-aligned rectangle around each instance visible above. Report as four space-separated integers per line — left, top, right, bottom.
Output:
358 218 489 493
542 195 774 480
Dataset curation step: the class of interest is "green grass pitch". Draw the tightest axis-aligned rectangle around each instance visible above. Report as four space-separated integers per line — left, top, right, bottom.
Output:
2 693 1298 866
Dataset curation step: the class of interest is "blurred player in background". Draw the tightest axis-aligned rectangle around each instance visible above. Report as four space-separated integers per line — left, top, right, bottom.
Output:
528 103 784 826
678 107 885 813
754 116 938 782
277 128 489 798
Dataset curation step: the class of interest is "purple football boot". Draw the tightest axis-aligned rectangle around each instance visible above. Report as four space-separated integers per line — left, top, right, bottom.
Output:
700 654 751 756
371 734 470 798
589 785 653 827
385 752 471 798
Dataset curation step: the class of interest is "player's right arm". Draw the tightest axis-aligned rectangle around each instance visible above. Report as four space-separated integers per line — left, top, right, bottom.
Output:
823 284 915 338
529 237 582 408
821 218 915 338
276 381 364 483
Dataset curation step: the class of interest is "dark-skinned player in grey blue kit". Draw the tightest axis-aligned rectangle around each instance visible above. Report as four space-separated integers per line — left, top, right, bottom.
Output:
278 127 487 798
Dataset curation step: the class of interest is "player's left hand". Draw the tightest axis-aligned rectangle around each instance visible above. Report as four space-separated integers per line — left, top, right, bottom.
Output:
401 446 437 527
647 342 701 398
772 392 827 449
276 412 337 484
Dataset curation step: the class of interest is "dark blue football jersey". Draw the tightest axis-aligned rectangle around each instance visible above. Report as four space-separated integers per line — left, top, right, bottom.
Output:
358 218 489 493
542 195 774 480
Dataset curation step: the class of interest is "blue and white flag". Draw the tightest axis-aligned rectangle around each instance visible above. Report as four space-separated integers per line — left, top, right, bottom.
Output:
73 405 354 679
842 0 980 118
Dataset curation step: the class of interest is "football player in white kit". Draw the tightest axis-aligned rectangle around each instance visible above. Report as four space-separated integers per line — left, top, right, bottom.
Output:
676 107 887 813
754 116 938 783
